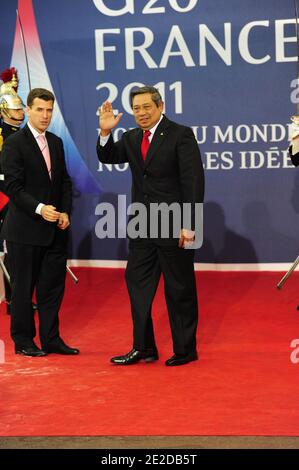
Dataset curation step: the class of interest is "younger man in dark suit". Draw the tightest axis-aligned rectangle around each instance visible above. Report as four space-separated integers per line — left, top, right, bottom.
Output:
97 86 204 366
1 88 79 357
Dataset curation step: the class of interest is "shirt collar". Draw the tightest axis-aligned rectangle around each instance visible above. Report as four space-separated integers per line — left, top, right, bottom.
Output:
27 121 46 140
146 114 164 136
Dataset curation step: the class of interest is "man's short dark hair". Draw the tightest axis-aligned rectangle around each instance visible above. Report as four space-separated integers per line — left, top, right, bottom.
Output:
130 86 162 108
27 88 55 107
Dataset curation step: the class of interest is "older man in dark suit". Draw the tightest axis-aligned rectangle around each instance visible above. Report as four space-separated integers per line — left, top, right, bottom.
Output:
1 88 79 357
97 86 204 366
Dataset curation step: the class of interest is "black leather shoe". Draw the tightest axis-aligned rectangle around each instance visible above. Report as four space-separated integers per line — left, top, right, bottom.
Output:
15 345 47 357
165 351 198 366
111 348 159 365
44 339 80 355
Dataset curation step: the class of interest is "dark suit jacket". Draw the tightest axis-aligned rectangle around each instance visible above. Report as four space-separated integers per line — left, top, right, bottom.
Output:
97 115 204 243
290 145 299 166
0 124 72 246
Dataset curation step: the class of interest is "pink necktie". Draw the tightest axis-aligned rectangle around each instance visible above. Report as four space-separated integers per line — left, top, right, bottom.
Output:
37 134 51 178
141 130 151 161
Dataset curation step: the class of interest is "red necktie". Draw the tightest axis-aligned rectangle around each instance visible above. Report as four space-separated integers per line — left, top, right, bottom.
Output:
141 130 151 161
0 193 9 211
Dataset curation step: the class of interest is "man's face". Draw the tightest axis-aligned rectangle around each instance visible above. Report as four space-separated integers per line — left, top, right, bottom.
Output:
132 93 164 130
1 108 25 126
26 98 54 133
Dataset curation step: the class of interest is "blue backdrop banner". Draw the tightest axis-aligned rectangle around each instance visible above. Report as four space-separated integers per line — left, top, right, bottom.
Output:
0 0 298 263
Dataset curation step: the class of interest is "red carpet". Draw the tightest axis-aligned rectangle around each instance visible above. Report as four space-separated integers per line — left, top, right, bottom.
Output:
1 268 299 436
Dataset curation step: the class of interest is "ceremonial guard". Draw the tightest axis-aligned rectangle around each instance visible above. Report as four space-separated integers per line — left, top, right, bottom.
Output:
0 68 25 314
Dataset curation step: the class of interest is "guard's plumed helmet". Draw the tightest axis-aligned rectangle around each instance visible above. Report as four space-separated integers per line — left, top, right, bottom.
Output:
0 67 20 96
0 67 24 115
0 94 24 111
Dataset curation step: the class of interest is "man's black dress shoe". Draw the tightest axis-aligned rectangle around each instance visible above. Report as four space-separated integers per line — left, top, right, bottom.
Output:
15 345 47 357
165 351 198 366
111 348 159 365
44 339 80 355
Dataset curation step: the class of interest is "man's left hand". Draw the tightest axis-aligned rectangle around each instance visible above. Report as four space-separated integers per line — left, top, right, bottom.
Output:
57 212 70 230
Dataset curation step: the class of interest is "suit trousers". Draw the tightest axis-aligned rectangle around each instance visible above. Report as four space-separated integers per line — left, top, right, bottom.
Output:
7 231 67 349
125 240 198 355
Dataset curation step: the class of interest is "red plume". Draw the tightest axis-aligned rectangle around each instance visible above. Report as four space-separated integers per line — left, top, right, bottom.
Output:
0 67 19 91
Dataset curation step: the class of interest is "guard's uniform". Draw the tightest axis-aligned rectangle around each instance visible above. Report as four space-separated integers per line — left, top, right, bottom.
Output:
1 120 20 216
0 120 21 310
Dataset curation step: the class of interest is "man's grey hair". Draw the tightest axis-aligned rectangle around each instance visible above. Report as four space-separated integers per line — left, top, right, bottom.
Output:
130 86 163 108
